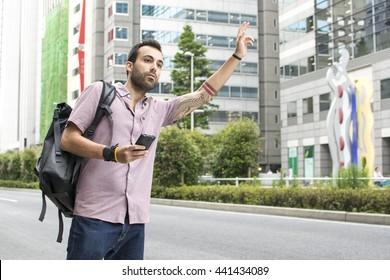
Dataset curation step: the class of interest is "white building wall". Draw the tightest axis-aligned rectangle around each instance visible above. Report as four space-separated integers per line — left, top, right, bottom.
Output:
68 0 83 106
0 0 41 152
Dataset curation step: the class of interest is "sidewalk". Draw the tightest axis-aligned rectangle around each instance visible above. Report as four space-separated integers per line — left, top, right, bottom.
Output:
151 198 390 226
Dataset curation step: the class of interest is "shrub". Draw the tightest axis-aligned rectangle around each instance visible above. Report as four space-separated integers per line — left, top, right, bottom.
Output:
151 185 390 214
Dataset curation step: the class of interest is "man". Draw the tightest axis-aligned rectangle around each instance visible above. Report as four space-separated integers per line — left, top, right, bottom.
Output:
61 22 254 260
373 166 388 187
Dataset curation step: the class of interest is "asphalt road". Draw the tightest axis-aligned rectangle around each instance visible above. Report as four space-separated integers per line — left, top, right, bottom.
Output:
1 188 390 260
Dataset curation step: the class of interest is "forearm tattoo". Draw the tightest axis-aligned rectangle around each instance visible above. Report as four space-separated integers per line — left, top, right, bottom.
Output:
174 81 218 121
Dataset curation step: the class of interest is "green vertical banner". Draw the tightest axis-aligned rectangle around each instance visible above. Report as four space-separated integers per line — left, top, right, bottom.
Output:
304 146 314 180
288 147 298 177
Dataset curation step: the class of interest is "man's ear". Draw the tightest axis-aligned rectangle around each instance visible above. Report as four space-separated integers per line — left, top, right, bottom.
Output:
126 61 133 73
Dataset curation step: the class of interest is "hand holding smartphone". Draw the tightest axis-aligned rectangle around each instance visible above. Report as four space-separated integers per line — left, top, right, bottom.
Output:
134 134 156 150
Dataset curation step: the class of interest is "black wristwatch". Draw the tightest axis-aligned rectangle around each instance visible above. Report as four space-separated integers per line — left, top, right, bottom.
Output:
103 144 118 162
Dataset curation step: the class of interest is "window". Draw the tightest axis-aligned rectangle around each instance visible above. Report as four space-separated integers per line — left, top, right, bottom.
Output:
142 5 156 16
107 54 114 68
248 38 258 50
196 34 207 46
72 68 79 76
208 36 229 47
163 57 173 69
74 4 80 13
218 86 229 97
72 90 79 99
140 5 257 27
242 112 259 122
287 101 297 118
161 82 173 94
196 10 207 21
108 29 114 43
303 97 313 115
320 93 331 111
231 86 241 98
241 14 257 26
306 16 314 32
115 27 128 40
242 87 258 99
241 62 258 74
73 24 80 35
148 83 159 93
208 11 228 23
115 2 128 14
108 5 113 17
381 78 390 99
210 111 229 122
208 60 224 72
172 8 194 20
230 13 240 24
142 30 181 44
114 53 127 65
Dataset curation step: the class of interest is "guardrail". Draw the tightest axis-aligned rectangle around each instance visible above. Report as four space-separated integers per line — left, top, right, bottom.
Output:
198 175 390 187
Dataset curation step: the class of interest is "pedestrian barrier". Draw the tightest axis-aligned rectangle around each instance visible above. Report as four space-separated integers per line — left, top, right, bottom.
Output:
198 175 390 187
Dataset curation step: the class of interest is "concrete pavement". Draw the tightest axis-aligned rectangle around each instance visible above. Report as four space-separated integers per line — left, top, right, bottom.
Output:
151 198 390 226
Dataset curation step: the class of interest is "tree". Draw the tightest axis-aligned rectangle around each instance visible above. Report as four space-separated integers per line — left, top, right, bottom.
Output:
154 126 204 187
171 24 217 129
188 130 213 175
210 118 262 179
356 38 370 58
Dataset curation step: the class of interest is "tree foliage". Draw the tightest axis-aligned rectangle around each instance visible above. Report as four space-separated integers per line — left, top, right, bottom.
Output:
210 119 261 178
153 126 204 187
170 24 217 129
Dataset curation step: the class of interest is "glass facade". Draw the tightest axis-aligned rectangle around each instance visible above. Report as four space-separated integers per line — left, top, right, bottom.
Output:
142 30 257 50
142 5 257 26
141 2 259 124
209 111 259 123
280 0 390 79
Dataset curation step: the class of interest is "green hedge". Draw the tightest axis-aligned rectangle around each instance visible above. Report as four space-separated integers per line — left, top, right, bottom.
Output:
152 185 390 214
2 180 389 214
0 147 40 182
0 180 39 189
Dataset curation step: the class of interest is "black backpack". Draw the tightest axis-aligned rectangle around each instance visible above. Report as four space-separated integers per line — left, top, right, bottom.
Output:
35 81 116 243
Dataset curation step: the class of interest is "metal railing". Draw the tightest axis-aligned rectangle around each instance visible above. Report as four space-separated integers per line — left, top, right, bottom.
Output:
198 175 390 187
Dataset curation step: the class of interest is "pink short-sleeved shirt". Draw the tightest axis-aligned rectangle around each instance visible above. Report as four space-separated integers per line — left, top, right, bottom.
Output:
67 81 179 224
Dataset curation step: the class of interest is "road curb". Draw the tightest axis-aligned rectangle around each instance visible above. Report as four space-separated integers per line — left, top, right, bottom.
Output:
151 198 390 226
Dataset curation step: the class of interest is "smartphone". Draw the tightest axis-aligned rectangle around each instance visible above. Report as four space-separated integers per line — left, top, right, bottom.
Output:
134 134 156 150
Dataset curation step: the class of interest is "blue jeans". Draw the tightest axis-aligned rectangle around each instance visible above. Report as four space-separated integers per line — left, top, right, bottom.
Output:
66 215 145 260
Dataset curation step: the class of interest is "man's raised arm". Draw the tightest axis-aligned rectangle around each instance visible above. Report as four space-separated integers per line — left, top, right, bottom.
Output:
174 22 254 121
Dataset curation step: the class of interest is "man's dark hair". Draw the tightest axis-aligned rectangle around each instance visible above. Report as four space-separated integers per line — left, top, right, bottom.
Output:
126 39 162 77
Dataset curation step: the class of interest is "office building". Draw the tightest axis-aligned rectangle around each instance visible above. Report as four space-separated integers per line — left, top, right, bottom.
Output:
0 0 42 152
279 0 390 177
1 0 281 172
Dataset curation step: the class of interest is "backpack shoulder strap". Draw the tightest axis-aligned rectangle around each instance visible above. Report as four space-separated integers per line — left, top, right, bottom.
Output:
84 80 116 141
72 81 117 182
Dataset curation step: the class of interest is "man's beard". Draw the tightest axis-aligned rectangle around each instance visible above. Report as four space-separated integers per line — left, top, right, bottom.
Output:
130 69 158 93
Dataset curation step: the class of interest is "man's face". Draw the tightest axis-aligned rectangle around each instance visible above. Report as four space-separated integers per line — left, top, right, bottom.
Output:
127 46 163 93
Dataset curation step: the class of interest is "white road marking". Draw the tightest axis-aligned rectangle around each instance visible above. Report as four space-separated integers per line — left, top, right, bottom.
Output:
0 197 18 203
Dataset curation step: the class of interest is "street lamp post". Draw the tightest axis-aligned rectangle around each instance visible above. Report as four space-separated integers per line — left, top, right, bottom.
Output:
185 51 195 131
